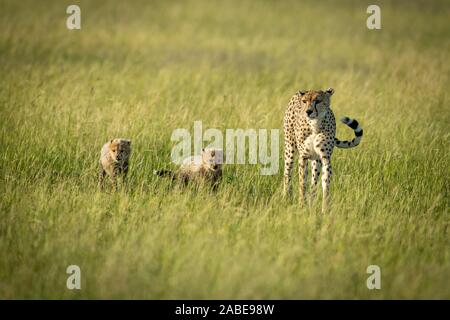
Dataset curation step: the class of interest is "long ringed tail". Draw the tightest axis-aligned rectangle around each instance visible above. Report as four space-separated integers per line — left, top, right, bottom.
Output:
335 116 363 149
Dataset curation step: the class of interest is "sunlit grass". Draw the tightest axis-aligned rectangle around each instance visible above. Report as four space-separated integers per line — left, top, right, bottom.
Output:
0 0 449 299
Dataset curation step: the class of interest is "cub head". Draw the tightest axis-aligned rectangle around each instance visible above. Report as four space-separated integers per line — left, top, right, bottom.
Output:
298 88 334 119
109 138 132 161
201 148 223 171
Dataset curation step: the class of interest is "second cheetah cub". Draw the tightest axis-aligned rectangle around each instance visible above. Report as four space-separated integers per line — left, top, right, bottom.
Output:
99 138 132 190
154 148 223 189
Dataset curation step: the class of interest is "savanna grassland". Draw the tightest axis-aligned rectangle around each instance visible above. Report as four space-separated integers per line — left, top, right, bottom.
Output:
0 0 449 299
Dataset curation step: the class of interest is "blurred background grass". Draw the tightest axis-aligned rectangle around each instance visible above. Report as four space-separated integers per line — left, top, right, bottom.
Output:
0 0 449 298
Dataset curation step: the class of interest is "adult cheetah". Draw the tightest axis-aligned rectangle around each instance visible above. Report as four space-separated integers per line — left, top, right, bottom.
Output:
283 88 363 212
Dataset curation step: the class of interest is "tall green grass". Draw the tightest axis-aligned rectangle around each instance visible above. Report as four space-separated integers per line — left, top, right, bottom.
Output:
0 0 449 299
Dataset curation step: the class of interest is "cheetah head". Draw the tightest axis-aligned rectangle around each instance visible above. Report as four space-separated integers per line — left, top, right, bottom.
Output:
201 148 223 171
299 88 334 119
109 138 131 162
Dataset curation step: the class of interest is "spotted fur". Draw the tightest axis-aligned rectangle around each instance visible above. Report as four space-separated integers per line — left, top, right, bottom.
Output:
99 138 132 190
154 148 223 189
283 88 363 211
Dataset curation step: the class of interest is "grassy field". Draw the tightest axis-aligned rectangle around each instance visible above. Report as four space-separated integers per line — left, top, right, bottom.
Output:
0 0 449 299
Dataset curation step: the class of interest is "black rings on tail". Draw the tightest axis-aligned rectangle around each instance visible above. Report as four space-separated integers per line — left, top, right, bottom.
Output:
335 116 363 149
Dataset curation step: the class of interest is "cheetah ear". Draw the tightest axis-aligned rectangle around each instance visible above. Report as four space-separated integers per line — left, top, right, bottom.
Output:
299 90 306 96
109 140 114 150
325 88 335 96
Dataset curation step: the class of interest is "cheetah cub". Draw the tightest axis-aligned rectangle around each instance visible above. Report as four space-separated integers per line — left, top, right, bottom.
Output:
154 148 223 189
99 138 132 190
283 88 363 212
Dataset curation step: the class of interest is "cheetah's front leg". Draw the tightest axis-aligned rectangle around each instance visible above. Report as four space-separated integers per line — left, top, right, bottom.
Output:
298 158 308 204
310 159 322 206
321 156 332 212
120 163 129 192
98 163 106 191
283 143 295 197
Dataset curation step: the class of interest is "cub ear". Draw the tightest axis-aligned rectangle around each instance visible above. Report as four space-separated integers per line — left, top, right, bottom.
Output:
325 88 335 96
298 90 306 96
109 140 115 150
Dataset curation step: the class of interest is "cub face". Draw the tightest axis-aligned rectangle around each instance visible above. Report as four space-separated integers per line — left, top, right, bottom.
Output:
201 148 223 171
299 88 334 119
109 138 131 162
